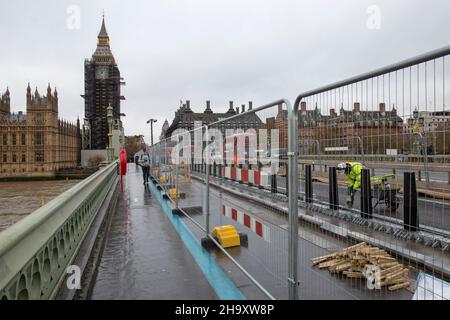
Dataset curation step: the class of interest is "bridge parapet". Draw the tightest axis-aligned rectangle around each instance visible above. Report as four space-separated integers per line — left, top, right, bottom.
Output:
0 161 119 300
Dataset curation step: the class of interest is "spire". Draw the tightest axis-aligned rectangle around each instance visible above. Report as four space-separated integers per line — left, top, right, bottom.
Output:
92 13 114 63
97 14 109 44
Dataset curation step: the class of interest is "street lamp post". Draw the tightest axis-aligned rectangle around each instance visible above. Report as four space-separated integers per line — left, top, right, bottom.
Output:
147 119 157 146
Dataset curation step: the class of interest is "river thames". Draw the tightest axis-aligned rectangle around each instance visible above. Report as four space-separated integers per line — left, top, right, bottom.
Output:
0 180 81 231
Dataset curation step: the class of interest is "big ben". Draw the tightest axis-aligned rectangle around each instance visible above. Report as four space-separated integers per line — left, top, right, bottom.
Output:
83 15 123 150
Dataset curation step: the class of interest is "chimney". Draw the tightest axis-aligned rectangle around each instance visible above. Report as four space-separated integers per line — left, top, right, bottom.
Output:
248 101 253 110
229 101 234 109
301 101 307 112
278 103 283 114
353 102 360 113
236 107 240 114
330 108 337 117
186 100 190 109
379 103 386 113
241 104 245 113
204 100 212 113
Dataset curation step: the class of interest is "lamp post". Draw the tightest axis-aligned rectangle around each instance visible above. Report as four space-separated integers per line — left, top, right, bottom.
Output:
146 119 157 146
107 104 114 162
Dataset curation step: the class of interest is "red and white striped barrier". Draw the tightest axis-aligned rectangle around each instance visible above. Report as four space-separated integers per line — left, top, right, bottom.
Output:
222 205 270 242
260 171 271 189
248 169 261 187
224 166 231 179
236 167 241 182
235 168 249 184
241 168 248 184
222 166 263 187
221 165 280 191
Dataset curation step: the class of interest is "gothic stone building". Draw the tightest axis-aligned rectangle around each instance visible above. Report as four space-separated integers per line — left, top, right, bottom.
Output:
0 85 81 177
83 16 123 150
163 100 264 139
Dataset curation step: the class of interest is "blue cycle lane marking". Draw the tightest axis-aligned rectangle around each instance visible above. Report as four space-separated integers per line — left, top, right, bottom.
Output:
148 181 246 300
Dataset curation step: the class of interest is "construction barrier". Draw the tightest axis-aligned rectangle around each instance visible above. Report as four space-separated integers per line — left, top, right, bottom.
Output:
222 204 270 242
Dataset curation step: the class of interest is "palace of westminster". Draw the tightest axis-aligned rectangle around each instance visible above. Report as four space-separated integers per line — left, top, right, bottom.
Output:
0 84 80 177
0 16 123 178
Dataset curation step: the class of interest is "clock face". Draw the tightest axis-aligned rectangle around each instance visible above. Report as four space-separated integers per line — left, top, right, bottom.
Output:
95 67 109 80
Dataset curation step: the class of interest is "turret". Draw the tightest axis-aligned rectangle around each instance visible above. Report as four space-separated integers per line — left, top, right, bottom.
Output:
0 87 11 116
26 83 32 106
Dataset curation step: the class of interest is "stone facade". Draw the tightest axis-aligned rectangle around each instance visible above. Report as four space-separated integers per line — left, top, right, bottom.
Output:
163 100 264 139
0 85 81 177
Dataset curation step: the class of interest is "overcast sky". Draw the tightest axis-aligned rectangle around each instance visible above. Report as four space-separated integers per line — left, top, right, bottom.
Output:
1 0 450 142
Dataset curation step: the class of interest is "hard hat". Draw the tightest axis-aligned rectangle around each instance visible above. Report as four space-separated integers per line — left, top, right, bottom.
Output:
337 162 347 171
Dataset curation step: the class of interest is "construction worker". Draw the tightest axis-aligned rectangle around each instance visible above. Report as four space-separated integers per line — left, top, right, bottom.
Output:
337 162 364 207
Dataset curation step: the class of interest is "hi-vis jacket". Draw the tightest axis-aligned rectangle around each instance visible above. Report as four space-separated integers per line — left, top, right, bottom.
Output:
345 162 364 189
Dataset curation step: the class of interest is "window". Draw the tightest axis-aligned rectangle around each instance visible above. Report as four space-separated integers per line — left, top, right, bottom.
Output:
21 134 26 145
35 152 44 163
12 152 17 163
2 153 6 163
2 133 6 145
35 113 43 123
22 153 26 162
35 133 43 145
12 134 17 146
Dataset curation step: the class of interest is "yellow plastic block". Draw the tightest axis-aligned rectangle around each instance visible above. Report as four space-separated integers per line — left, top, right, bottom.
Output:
212 225 240 248
169 188 177 198
160 176 166 183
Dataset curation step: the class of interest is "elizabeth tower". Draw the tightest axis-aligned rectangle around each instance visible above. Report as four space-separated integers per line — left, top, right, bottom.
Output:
84 16 122 150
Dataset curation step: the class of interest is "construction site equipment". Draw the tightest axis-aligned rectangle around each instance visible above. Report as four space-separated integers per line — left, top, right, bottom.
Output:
371 174 401 212
211 225 241 248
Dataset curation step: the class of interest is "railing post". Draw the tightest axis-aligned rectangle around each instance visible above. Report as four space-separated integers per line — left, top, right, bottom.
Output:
305 164 313 203
287 99 298 300
360 168 372 219
285 164 289 195
404 172 419 232
175 162 179 209
204 128 210 235
271 169 277 194
329 167 339 210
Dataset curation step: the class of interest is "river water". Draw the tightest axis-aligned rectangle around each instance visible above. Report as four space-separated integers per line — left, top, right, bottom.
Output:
0 180 81 231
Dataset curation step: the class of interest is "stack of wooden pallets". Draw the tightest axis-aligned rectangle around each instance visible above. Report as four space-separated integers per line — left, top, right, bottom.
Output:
311 242 410 291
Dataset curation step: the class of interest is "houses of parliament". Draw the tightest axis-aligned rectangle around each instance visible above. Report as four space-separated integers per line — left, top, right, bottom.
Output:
0 84 81 177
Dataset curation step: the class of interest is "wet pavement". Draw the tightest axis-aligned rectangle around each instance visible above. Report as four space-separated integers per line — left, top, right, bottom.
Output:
0 179 81 231
90 165 217 300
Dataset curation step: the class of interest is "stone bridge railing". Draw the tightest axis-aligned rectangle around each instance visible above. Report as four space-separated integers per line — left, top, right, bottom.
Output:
0 161 118 299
